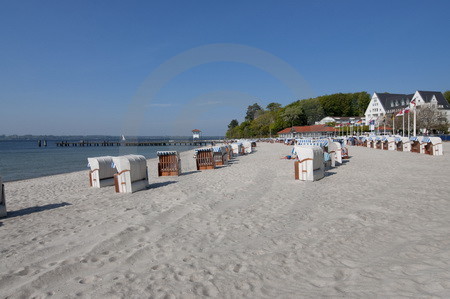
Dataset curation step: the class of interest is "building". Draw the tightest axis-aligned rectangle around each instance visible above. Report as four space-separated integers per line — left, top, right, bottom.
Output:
316 116 365 126
192 129 202 139
277 124 336 139
364 91 450 125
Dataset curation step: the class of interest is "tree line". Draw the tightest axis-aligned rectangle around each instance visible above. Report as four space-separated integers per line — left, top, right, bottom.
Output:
226 92 371 138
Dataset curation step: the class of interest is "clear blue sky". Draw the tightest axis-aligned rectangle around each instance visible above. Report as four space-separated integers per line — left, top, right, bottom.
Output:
1 0 449 136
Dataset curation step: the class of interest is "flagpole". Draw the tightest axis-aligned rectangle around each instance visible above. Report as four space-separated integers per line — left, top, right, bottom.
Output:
407 110 410 137
393 113 395 135
402 112 405 137
413 105 417 137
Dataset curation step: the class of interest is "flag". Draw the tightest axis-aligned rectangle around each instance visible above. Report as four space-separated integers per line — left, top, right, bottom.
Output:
395 109 404 117
404 107 410 114
410 98 417 107
356 119 363 124
369 119 375 125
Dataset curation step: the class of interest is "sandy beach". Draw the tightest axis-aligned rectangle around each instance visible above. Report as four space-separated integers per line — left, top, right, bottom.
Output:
1 142 450 298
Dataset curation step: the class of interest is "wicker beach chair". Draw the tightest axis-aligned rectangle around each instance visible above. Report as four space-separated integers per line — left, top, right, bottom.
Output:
195 148 216 170
212 146 228 166
112 155 149 193
422 137 443 156
410 136 423 153
157 151 181 176
87 156 117 188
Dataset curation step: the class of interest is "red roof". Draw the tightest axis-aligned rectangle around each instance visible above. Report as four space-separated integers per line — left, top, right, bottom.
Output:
277 125 337 134
192 129 201 132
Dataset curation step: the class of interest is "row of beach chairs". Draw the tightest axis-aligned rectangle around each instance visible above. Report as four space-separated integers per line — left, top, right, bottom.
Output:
88 141 255 193
352 136 443 156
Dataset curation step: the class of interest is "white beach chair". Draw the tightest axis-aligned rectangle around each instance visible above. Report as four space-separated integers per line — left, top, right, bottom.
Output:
241 141 252 154
87 156 117 188
333 142 343 164
382 136 396 150
422 137 443 156
231 143 243 156
0 176 6 218
112 155 149 193
395 137 411 152
327 141 338 167
293 146 325 181
410 136 424 153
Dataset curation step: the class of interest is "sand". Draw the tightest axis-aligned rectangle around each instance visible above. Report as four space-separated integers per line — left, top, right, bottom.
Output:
1 142 450 298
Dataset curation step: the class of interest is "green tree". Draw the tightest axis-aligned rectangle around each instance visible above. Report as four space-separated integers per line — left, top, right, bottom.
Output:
282 105 303 128
245 103 263 121
266 102 282 112
228 119 239 129
444 90 450 103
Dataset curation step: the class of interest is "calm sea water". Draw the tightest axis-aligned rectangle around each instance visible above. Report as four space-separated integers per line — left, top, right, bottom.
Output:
0 140 200 182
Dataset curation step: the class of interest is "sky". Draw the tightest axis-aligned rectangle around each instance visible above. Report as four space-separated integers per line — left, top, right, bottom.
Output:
1 0 449 136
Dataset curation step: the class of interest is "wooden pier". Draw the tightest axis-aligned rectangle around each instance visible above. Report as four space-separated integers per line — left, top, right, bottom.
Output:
55 140 221 147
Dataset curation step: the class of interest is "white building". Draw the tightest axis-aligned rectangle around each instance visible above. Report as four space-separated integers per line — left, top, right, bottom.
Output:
364 91 450 125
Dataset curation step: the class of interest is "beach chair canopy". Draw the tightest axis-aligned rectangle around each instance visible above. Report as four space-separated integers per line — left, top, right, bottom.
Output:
157 151 179 156
112 155 148 182
87 156 117 179
422 137 442 145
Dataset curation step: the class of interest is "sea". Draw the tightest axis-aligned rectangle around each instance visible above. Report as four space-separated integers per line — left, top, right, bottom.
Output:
0 138 220 182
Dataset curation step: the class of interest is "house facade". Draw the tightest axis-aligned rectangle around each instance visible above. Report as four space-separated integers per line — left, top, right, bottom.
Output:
364 91 450 125
277 124 336 139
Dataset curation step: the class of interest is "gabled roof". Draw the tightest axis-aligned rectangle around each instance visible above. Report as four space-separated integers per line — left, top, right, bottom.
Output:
375 93 414 111
416 91 450 109
277 124 336 134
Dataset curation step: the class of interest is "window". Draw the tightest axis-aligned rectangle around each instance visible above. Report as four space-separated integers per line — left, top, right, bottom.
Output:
390 101 394 107
401 99 405 105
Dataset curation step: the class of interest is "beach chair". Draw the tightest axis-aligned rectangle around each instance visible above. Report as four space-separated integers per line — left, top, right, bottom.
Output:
381 136 396 150
375 137 382 149
293 146 325 181
0 176 6 218
410 136 423 153
87 156 117 188
422 137 443 156
112 155 149 193
157 151 181 176
242 141 252 154
231 143 243 156
213 146 228 166
195 148 216 170
327 141 338 167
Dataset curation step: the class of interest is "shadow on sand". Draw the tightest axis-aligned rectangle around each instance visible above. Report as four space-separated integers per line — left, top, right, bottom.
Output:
324 171 337 177
180 171 200 176
148 181 177 189
5 202 72 219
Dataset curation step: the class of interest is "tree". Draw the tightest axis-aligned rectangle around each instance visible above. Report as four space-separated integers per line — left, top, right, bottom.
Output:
245 103 263 121
415 106 449 134
282 105 303 128
266 102 282 112
444 90 450 104
228 119 239 129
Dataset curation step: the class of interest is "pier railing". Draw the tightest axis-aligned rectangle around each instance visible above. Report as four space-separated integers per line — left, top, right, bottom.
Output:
55 140 223 147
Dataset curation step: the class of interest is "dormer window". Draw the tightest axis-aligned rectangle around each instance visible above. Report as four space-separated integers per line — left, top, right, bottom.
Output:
390 101 394 107
401 99 405 105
